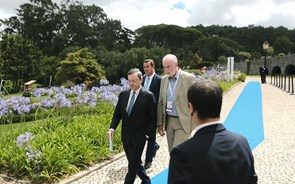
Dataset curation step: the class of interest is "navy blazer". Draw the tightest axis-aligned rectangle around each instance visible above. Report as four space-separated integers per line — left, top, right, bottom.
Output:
110 87 156 145
142 73 161 103
168 124 258 184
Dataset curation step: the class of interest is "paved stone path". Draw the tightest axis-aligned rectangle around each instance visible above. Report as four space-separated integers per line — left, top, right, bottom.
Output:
1 76 295 184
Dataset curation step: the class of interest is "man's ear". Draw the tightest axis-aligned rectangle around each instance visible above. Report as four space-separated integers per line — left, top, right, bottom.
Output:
188 102 194 116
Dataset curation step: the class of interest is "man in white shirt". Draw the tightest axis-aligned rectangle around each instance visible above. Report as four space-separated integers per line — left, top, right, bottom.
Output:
107 68 156 184
142 59 161 170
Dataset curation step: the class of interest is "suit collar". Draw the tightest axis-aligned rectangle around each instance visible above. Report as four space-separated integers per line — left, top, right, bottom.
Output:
194 124 226 137
143 73 155 80
130 86 142 95
134 87 144 104
168 70 180 81
143 73 158 90
194 121 221 133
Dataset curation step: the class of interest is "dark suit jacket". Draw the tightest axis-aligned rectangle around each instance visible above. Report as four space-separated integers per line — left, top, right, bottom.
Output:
110 87 156 145
168 124 258 184
259 66 268 76
142 73 161 103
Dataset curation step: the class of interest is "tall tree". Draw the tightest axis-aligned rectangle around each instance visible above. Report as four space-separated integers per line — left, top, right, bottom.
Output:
55 48 105 85
14 0 60 54
1 0 133 56
57 1 133 52
134 24 203 52
0 34 41 92
273 36 293 54
37 55 60 86
103 46 168 83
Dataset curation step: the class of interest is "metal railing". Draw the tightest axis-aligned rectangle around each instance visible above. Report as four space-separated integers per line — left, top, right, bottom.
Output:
270 74 294 95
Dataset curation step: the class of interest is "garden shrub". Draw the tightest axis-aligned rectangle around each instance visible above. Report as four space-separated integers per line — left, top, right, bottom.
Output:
239 73 247 82
22 91 32 97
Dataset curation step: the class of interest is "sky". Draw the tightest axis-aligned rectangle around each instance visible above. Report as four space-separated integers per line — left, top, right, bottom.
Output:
0 0 295 31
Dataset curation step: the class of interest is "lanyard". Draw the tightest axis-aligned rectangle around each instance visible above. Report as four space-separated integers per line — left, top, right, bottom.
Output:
168 77 179 99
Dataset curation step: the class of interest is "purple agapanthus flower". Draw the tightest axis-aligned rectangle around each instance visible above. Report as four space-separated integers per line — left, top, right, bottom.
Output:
100 79 109 86
32 88 53 98
26 150 42 162
0 98 9 118
99 91 118 106
71 85 83 96
41 98 56 108
120 77 129 90
8 96 32 114
16 132 35 148
54 93 72 108
76 91 97 107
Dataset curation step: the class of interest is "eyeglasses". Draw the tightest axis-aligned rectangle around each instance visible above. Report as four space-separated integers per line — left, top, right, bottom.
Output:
128 79 139 83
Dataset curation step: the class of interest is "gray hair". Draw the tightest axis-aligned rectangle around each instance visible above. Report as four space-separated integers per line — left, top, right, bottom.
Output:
162 54 178 65
127 68 143 80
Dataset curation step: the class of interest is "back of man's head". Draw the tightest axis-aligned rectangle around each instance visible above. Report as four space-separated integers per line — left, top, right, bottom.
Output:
187 80 223 120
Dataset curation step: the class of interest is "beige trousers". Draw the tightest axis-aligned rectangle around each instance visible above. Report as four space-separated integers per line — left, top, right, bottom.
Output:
166 116 190 153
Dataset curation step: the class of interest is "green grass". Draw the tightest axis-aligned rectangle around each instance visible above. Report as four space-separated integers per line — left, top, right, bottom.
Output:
0 92 23 99
0 114 122 183
216 79 240 93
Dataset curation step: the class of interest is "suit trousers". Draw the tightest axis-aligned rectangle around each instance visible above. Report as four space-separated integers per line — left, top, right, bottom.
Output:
145 122 159 163
123 141 150 184
166 116 190 153
260 74 266 83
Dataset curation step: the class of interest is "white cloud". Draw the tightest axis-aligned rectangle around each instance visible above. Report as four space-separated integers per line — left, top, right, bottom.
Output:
0 0 295 30
102 0 191 30
188 1 237 26
0 0 19 14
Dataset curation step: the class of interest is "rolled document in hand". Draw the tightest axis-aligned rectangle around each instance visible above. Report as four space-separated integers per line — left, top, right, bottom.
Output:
109 139 113 152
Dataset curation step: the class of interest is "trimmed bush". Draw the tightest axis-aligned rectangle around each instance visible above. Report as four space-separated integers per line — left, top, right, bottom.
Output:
239 73 247 82
23 91 32 97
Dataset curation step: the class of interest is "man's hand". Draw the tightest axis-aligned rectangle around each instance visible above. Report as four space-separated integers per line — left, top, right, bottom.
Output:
158 125 165 136
106 129 115 140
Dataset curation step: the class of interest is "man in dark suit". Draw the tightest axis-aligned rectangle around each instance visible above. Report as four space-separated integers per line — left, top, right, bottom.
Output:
168 80 258 184
142 59 161 170
107 68 156 184
259 64 268 83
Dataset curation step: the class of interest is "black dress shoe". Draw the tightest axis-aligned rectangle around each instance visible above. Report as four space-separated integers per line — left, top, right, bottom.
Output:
141 179 151 184
153 144 160 157
144 162 152 170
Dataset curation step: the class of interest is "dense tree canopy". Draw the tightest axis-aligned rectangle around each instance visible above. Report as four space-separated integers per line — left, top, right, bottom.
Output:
103 46 169 83
0 34 41 92
273 36 293 55
55 48 105 85
0 0 133 56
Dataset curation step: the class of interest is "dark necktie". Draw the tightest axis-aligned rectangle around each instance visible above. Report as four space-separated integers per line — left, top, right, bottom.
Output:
128 92 136 115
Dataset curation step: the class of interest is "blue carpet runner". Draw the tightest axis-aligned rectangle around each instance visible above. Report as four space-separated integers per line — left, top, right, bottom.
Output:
151 81 265 183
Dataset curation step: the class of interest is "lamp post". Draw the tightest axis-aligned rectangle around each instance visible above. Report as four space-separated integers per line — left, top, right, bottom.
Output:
263 41 269 66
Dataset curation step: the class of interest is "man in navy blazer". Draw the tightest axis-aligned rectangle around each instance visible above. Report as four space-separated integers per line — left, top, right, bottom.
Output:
142 59 161 169
168 80 258 184
107 68 156 184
